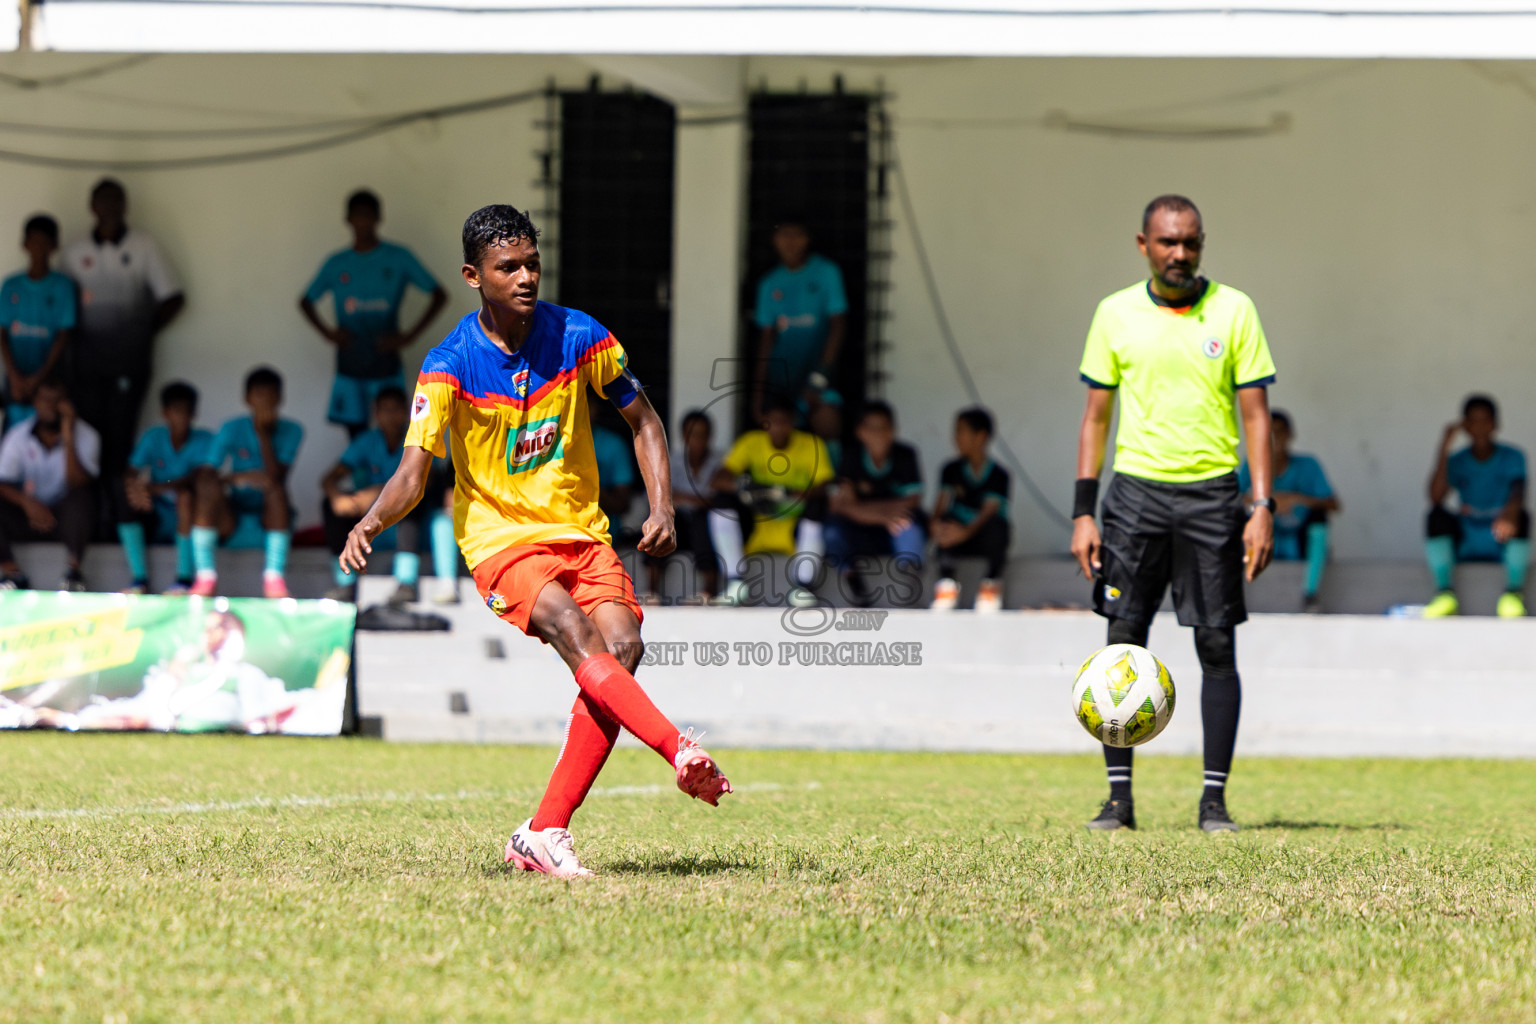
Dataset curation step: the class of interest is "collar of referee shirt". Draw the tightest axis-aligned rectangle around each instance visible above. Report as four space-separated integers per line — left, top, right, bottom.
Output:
1145 277 1208 311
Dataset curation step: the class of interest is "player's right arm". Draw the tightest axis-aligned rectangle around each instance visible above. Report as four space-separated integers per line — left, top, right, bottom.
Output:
343 367 452 575
1429 421 1461 506
1071 387 1115 579
339 446 433 576
299 256 352 348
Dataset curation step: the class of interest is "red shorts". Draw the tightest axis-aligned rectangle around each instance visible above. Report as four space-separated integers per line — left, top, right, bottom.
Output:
471 540 643 638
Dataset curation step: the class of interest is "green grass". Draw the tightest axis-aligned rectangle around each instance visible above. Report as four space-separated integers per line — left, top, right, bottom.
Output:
2 736 1535 1023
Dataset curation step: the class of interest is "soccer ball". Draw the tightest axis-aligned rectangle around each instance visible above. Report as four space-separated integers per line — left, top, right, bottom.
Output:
1071 644 1175 748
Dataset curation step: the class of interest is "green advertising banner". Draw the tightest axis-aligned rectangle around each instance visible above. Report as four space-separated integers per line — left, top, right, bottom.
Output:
0 591 355 735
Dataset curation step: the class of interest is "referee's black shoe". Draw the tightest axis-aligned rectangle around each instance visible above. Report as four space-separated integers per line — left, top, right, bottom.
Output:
1198 798 1240 833
1085 798 1135 831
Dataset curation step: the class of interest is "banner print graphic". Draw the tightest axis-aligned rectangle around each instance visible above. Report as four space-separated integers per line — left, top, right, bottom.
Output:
0 592 355 736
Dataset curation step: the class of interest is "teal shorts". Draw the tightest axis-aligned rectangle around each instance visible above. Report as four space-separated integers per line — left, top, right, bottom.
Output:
328 373 405 429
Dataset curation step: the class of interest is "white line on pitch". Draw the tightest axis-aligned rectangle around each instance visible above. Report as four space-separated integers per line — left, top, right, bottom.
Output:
0 780 817 822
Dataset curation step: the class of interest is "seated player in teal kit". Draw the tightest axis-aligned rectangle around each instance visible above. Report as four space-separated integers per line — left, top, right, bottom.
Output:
120 381 215 594
0 215 74 428
1238 409 1339 612
1424 394 1529 618
320 386 453 606
190 367 304 598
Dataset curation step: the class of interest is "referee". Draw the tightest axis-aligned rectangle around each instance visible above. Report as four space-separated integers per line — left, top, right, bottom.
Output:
1071 195 1276 833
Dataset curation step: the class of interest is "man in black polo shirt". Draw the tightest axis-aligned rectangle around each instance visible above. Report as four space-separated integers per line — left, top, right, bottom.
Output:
824 401 924 606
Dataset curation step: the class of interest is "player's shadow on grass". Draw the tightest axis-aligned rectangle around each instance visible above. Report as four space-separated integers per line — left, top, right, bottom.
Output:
603 854 763 877
1252 819 1409 832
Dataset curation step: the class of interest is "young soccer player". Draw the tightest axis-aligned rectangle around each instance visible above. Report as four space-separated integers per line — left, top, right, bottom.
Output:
300 190 447 438
1423 394 1528 618
1072 194 1276 833
0 215 75 428
825 401 925 607
339 205 730 877
930 407 1011 612
708 397 833 607
1238 410 1339 612
322 386 427 605
0 377 98 591
120 381 215 594
190 367 304 598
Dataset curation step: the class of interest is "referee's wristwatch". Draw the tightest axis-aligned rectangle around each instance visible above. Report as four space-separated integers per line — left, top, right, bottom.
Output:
1250 497 1277 514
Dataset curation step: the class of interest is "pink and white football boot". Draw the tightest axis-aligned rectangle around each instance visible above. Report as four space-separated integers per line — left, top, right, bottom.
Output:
674 728 733 806
504 819 594 879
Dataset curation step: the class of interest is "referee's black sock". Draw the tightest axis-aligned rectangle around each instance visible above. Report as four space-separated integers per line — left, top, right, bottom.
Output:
1195 626 1241 805
1104 745 1133 801
1103 618 1148 802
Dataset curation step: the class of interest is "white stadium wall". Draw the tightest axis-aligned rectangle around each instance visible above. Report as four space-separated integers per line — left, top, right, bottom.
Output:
1 54 1534 559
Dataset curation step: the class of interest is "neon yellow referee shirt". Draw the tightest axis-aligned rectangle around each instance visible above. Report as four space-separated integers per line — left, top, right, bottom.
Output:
1079 279 1276 484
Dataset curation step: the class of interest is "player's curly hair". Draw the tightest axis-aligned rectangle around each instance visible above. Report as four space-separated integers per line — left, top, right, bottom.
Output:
462 204 540 267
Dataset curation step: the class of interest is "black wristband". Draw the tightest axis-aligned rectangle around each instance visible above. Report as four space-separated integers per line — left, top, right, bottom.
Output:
1073 478 1100 520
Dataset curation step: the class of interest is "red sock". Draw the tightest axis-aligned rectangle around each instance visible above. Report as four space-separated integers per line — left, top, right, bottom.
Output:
530 693 619 831
573 653 681 763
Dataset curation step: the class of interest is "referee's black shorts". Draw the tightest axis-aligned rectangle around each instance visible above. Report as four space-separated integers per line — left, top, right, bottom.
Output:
1094 471 1248 628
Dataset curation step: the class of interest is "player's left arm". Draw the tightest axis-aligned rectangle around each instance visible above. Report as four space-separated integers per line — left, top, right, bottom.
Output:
340 446 434 575
617 392 676 558
1238 386 1275 581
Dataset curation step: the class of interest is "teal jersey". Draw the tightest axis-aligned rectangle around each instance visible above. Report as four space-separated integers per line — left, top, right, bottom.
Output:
753 254 848 396
592 425 635 488
304 242 439 379
340 428 405 489
205 416 304 475
130 424 215 485
1239 453 1333 535
1 271 76 373
1448 443 1526 521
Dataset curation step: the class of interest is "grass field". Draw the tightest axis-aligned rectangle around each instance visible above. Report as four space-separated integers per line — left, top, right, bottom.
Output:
3 735 1535 1023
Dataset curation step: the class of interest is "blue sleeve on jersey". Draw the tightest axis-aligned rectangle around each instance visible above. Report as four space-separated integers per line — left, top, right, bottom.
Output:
1303 456 1334 499
275 420 304 466
753 271 777 330
398 246 440 293
304 254 339 303
606 368 643 409
1447 449 1469 494
53 276 77 331
201 423 232 469
820 258 849 317
1080 373 1117 390
128 428 158 471
340 433 371 470
1235 373 1276 390
1508 446 1528 483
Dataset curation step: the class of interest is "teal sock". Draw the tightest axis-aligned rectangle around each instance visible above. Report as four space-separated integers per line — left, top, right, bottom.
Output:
117 523 148 583
175 534 194 581
264 530 291 576
1425 535 1456 592
1504 538 1530 591
1304 523 1329 598
191 526 219 576
430 511 458 579
394 551 420 586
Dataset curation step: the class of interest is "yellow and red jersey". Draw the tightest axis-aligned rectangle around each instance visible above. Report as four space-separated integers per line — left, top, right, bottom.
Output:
404 303 640 570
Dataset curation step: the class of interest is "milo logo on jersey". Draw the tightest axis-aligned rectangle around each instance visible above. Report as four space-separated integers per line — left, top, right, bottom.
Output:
507 415 563 475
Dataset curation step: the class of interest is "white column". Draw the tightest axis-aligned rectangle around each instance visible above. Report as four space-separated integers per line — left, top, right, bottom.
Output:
669 104 747 437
